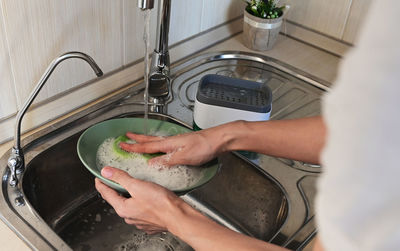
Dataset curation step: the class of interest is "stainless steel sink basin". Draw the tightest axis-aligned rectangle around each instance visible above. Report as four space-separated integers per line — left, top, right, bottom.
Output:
20 113 288 250
0 51 328 250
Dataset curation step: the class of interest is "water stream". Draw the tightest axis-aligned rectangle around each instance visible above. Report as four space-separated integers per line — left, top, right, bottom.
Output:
143 9 151 135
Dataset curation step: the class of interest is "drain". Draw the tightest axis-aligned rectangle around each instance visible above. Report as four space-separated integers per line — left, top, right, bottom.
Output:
116 232 189 251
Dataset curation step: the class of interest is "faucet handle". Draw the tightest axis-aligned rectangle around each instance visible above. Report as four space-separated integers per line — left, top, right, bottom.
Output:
7 147 24 187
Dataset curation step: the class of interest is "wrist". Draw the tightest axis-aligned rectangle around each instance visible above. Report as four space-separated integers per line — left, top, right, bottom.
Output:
164 198 199 235
217 120 249 152
197 120 250 157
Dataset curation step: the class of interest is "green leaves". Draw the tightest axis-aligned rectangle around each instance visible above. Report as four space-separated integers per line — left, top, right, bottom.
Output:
245 0 285 19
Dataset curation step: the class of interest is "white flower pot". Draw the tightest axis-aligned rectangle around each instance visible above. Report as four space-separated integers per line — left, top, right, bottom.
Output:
243 10 283 51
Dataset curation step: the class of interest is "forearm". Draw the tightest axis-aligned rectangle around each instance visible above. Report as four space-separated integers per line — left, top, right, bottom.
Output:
167 201 288 251
210 116 326 164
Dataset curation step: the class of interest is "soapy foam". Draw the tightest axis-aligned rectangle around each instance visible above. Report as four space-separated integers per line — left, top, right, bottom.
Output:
96 137 205 190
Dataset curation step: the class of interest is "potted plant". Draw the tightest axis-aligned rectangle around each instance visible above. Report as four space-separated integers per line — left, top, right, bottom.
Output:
242 0 287 51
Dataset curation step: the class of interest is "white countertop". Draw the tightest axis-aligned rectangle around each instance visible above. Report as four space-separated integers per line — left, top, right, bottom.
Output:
0 33 343 250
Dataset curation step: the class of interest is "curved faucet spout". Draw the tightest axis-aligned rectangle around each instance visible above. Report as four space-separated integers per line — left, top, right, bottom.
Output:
8 51 103 187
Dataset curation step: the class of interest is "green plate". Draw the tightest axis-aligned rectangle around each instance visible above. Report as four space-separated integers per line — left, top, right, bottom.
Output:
77 117 219 194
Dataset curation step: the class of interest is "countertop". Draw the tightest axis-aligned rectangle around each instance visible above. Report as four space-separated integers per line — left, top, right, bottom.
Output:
0 33 343 250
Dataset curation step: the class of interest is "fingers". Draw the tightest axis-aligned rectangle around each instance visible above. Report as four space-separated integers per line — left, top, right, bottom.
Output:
95 178 127 212
101 166 143 193
122 132 165 154
120 141 165 154
148 154 172 168
138 226 165 234
145 230 163 235
124 219 162 228
126 132 162 143
148 149 191 167
161 151 187 166
124 219 166 233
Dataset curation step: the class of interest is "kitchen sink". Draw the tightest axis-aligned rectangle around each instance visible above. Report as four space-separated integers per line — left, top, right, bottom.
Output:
0 51 328 250
21 113 288 250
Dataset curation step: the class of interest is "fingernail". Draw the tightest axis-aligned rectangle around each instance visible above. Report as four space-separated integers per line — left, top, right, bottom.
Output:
101 167 113 178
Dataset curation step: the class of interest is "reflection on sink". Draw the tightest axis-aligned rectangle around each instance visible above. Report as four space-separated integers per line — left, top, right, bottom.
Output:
0 51 326 250
22 113 288 250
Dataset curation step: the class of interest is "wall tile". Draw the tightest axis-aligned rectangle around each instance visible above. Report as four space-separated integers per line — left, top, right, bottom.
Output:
169 0 203 45
1 0 123 108
342 0 372 44
124 0 203 62
0 4 17 119
123 0 206 64
201 0 246 31
281 20 350 56
282 0 352 39
123 0 159 65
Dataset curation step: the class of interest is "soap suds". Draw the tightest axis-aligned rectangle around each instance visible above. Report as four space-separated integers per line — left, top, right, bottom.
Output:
96 137 204 190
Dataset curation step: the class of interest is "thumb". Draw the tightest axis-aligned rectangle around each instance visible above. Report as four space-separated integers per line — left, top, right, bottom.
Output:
101 166 142 192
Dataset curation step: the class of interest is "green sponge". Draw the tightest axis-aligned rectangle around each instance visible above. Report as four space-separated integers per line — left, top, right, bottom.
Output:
113 135 163 161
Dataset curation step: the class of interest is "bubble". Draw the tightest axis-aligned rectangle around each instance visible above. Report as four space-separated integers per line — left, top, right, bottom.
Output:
116 233 177 251
96 137 205 190
95 214 102 222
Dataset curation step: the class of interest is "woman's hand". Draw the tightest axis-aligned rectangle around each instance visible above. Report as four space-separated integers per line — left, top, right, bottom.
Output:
95 168 289 251
120 116 326 166
95 166 184 234
119 129 222 167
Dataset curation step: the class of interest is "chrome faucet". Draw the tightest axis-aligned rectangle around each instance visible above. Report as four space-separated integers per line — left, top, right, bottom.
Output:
7 52 103 187
138 0 171 113
138 0 154 9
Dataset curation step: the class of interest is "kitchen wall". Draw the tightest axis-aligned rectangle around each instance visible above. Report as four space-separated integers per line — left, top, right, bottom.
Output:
281 0 372 55
0 0 246 120
0 0 372 143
